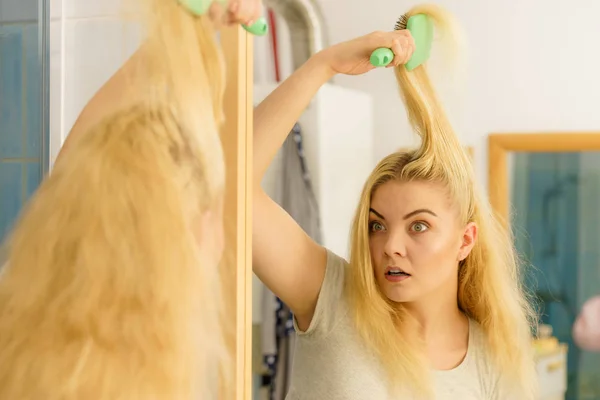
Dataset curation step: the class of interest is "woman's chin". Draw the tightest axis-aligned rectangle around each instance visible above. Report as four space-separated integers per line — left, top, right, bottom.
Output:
380 282 418 303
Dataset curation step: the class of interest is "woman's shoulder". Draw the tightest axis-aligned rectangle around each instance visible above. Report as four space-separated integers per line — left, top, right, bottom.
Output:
293 249 350 337
315 248 350 308
467 319 536 399
466 319 500 378
326 249 350 272
321 249 351 294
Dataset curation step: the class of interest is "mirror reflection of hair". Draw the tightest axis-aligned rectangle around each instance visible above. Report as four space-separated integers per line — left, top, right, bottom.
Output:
0 0 236 398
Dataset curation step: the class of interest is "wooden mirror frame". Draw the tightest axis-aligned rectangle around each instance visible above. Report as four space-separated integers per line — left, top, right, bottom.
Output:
488 133 600 222
221 26 253 399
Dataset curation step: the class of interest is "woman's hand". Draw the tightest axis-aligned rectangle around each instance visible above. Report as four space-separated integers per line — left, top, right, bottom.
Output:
318 30 415 76
209 0 262 28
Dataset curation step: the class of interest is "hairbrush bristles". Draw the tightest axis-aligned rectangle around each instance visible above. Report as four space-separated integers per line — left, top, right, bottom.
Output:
394 14 409 31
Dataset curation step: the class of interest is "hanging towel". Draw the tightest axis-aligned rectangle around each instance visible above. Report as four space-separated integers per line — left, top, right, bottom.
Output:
261 123 322 400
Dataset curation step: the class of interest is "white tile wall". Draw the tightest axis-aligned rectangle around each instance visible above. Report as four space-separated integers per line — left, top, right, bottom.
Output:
49 0 63 168
64 0 123 19
50 0 61 20
49 18 63 168
49 0 143 168
63 18 140 135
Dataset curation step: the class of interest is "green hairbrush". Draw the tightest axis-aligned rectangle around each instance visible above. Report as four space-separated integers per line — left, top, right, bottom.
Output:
369 13 433 71
242 17 268 36
179 0 269 36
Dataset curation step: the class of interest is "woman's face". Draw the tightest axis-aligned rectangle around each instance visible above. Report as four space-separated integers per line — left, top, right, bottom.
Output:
368 180 476 303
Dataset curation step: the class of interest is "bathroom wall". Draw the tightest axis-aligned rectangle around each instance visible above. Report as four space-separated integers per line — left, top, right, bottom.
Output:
0 0 45 237
48 0 142 169
254 0 600 193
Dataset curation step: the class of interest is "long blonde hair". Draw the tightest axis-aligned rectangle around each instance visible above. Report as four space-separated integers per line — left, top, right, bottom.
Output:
346 4 537 398
0 0 231 398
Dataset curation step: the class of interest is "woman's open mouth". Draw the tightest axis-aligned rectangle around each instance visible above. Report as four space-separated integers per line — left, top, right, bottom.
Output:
385 266 411 282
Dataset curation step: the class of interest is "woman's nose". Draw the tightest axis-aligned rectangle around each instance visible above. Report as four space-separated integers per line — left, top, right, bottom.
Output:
383 229 407 258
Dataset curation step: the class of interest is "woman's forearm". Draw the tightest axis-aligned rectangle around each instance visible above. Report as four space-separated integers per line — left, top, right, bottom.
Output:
253 53 335 184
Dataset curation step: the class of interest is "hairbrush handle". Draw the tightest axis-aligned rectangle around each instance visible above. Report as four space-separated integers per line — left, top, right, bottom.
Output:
370 48 394 67
180 0 209 15
242 16 268 36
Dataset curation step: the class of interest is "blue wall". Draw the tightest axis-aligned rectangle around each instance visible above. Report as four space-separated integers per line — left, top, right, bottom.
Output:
0 21 44 238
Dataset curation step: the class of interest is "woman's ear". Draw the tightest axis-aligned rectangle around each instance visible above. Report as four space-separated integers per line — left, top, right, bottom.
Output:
458 222 477 261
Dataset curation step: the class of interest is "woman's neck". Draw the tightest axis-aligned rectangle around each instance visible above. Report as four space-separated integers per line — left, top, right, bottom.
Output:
402 284 470 370
402 270 465 339
405 299 466 338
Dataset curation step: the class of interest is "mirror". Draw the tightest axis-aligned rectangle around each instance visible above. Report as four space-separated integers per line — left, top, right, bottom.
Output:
490 133 600 400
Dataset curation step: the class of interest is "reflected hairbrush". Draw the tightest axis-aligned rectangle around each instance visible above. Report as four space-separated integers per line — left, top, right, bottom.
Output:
179 0 269 36
370 13 433 71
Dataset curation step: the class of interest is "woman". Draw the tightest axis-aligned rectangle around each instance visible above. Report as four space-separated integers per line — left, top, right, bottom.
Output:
0 0 259 398
253 4 537 399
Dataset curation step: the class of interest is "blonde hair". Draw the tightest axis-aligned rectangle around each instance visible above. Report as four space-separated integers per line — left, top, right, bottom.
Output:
0 1 231 398
346 4 537 398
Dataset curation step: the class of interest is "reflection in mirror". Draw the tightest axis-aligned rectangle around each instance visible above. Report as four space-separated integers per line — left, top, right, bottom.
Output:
508 151 600 399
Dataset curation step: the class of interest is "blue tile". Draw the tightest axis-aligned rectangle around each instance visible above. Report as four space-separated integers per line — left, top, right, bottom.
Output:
24 23 41 159
0 0 38 24
0 25 24 159
24 160 41 200
0 161 22 238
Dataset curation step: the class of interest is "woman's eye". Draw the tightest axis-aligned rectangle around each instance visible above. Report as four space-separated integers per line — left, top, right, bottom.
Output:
410 222 429 233
369 221 385 232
